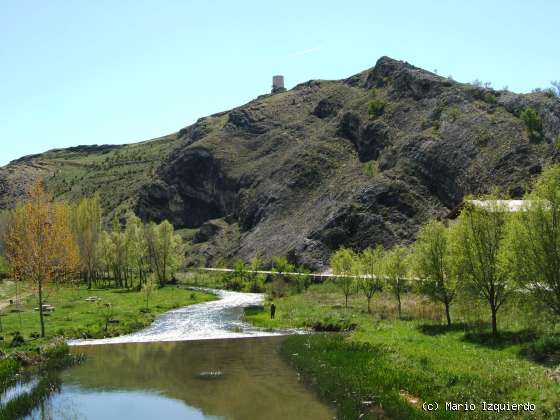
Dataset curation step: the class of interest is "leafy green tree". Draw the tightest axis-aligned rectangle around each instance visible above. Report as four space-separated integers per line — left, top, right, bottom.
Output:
248 256 265 292
142 274 158 311
505 166 560 318
97 231 116 282
330 247 356 309
125 214 150 289
110 217 130 288
272 256 294 279
358 246 384 313
72 194 103 289
231 259 248 290
451 199 510 335
270 256 295 297
145 221 184 285
383 245 409 319
520 106 543 142
413 220 457 326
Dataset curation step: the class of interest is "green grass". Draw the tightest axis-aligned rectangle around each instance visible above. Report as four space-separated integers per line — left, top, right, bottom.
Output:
40 134 179 220
0 283 216 349
244 283 560 419
0 282 215 418
0 280 16 300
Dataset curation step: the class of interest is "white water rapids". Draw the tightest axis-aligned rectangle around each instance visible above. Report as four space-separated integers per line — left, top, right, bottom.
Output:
68 289 291 346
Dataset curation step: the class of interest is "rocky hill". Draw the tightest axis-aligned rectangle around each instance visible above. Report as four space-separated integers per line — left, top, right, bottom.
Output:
1 57 559 269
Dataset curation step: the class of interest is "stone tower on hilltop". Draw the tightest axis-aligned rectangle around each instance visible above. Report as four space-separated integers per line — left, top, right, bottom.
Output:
271 75 286 93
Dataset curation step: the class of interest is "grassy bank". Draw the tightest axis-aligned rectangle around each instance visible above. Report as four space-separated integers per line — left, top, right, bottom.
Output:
0 282 216 417
244 283 560 419
0 284 216 348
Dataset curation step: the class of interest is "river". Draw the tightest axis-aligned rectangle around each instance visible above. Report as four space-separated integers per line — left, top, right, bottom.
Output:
23 289 334 419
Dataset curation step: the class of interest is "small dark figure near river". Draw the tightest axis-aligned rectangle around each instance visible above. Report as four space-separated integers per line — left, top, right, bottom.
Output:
270 303 276 319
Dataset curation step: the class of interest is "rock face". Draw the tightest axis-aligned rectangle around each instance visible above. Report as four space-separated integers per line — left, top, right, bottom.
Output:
2 57 560 270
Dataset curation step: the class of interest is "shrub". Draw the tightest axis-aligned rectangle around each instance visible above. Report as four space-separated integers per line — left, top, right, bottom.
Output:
543 88 556 98
520 106 543 142
304 312 357 332
368 99 385 117
476 131 492 147
364 161 378 177
520 335 560 365
446 105 461 122
482 91 498 105
367 92 386 118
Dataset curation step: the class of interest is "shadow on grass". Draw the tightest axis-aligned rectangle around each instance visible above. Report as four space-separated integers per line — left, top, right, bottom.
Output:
417 322 469 336
461 329 539 349
518 334 560 367
419 323 560 366
111 289 138 294
461 329 560 366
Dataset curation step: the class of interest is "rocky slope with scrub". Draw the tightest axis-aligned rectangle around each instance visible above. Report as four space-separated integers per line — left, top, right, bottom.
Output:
1 57 560 269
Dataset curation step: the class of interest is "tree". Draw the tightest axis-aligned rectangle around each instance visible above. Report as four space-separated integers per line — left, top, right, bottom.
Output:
97 231 116 282
270 256 295 297
358 246 384 313
520 106 543 142
5 182 79 337
451 199 510 336
248 256 265 292
72 195 102 289
383 246 408 319
125 214 149 289
506 166 560 318
272 256 294 280
145 221 183 286
413 220 457 326
142 274 158 311
110 217 130 288
330 247 356 309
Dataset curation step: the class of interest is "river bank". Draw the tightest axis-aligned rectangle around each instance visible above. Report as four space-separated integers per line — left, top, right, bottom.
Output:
1 287 333 420
243 283 560 419
0 284 216 418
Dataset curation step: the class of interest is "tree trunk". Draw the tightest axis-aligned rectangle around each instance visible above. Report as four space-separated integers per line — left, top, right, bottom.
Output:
345 294 348 309
396 293 402 319
491 306 498 336
38 279 45 338
444 301 451 327
367 297 371 314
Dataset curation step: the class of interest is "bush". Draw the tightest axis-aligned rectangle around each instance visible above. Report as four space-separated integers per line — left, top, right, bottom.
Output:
482 91 498 105
368 99 385 117
542 88 556 98
520 335 560 365
304 312 357 332
368 98 386 118
520 106 543 141
446 105 461 122
364 161 379 177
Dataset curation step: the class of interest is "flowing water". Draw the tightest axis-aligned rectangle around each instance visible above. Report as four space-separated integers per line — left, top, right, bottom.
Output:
21 290 334 419
69 289 288 345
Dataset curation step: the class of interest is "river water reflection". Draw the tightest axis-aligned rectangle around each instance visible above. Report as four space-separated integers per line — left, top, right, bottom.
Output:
28 336 334 419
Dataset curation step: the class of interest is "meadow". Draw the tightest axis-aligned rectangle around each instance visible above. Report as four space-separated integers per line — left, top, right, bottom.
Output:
243 282 560 419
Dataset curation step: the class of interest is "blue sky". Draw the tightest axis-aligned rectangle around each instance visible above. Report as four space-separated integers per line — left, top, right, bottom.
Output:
1 1 558 165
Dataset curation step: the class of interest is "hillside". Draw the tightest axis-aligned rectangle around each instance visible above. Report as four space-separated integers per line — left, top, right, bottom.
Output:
1 57 560 269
